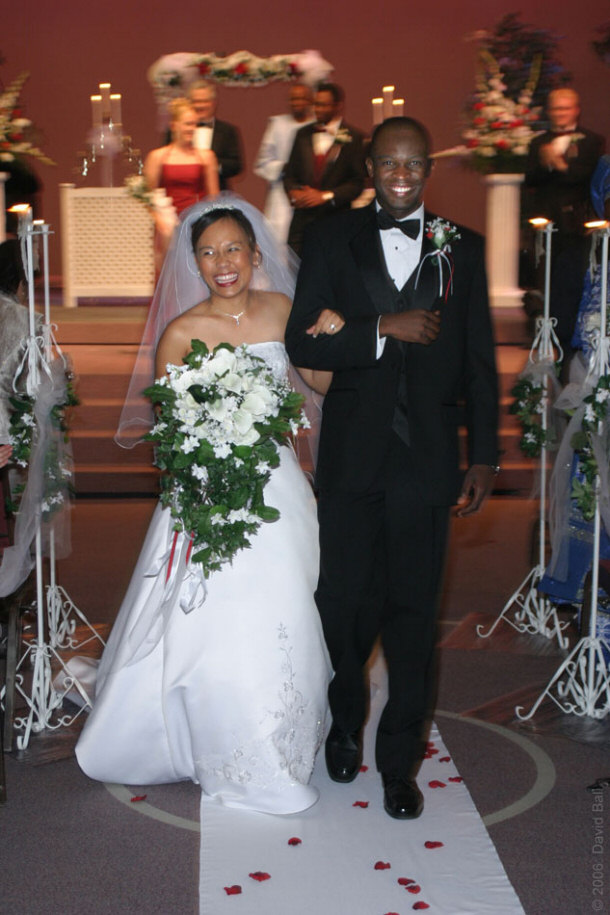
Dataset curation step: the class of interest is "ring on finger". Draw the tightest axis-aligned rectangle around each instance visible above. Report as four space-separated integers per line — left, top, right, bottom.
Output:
330 323 336 331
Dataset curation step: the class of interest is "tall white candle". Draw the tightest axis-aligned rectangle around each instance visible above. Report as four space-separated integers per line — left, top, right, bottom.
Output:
372 98 383 126
392 98 405 117
99 83 111 119
91 95 102 128
110 94 122 128
382 85 395 120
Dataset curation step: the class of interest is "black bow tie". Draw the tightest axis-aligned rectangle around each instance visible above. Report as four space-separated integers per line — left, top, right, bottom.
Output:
377 210 420 239
197 121 213 128
551 129 575 136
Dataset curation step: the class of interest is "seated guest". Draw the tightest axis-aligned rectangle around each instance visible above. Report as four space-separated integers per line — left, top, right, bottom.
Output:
283 82 366 255
145 98 220 272
254 83 313 242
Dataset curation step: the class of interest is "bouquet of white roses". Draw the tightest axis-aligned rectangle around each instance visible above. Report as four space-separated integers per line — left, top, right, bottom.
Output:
145 340 308 578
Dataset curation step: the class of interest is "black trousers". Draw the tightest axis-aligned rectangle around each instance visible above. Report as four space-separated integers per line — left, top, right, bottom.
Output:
315 435 450 777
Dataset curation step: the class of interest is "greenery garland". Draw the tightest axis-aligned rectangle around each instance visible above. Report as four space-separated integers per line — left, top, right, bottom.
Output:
570 374 610 521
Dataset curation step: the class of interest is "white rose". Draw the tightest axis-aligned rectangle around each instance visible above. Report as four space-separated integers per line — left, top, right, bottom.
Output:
207 397 231 423
208 348 237 377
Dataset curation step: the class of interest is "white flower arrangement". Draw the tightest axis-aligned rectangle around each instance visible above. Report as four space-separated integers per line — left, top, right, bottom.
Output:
145 340 308 578
0 72 54 165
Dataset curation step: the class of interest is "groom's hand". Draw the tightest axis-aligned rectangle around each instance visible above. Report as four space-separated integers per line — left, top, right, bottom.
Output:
379 309 441 345
455 464 496 517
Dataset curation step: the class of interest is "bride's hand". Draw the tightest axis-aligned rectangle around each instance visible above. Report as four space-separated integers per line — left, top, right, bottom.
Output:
306 309 345 338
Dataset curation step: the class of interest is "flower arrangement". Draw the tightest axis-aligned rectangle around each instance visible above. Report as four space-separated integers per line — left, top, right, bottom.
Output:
0 72 54 165
147 50 333 117
571 375 610 521
7 373 77 518
145 340 308 579
460 50 541 173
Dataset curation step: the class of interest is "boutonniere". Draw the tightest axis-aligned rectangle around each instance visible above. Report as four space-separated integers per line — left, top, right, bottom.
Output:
334 127 352 145
415 218 461 300
426 217 461 253
566 132 585 159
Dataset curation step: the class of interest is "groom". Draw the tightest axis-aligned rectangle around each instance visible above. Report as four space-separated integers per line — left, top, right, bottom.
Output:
285 117 498 819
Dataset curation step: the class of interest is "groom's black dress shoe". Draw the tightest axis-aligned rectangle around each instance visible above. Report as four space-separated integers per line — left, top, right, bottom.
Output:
382 775 424 819
325 725 362 783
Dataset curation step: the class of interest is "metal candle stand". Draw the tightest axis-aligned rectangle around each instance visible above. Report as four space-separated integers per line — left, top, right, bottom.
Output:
2 210 104 751
478 220 569 649
517 224 610 720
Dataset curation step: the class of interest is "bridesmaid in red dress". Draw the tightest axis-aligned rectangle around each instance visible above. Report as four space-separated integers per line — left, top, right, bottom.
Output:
144 98 220 273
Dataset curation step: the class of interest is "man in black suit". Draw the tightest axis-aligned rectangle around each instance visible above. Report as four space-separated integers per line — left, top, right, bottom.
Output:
187 80 243 190
286 117 498 819
283 82 366 255
524 88 605 352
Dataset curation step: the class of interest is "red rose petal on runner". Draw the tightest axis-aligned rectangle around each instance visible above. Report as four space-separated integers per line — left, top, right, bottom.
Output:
130 795 147 802
413 903 430 910
406 884 422 893
449 776 464 783
249 872 271 882
360 764 369 772
424 841 444 849
374 861 391 870
353 801 369 808
428 780 446 788
439 756 451 762
287 837 302 846
223 885 242 895
397 877 416 886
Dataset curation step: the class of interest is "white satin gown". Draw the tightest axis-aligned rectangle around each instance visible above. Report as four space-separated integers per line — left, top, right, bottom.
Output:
75 343 331 814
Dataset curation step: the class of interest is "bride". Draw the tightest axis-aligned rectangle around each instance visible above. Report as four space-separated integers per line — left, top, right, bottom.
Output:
75 197 343 814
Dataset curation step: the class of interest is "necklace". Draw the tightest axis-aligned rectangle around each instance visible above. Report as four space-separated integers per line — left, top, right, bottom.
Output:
219 310 245 326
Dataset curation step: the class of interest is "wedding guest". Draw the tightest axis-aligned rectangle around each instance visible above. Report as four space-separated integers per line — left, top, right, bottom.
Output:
283 82 366 255
254 83 313 242
145 98 220 272
286 117 498 820
524 88 605 354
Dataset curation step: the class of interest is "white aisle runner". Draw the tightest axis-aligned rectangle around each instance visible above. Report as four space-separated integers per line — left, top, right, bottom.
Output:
200 660 524 914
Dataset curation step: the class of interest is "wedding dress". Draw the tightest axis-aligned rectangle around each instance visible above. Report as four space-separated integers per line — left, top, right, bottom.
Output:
76 342 331 815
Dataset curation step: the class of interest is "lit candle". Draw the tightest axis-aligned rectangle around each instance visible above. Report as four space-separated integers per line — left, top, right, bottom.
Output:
91 94 102 128
99 83 111 119
382 85 395 120
372 98 383 126
392 98 405 118
110 93 122 128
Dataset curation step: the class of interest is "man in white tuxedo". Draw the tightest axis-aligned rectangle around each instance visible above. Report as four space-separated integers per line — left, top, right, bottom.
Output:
254 84 314 242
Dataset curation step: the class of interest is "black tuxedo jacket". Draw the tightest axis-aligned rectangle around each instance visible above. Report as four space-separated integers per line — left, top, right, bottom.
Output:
283 121 366 251
210 119 243 189
162 118 243 190
524 126 605 234
285 203 498 505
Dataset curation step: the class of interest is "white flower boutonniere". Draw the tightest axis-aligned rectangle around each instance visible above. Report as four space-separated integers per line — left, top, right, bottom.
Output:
334 127 352 145
415 218 461 300
425 217 461 253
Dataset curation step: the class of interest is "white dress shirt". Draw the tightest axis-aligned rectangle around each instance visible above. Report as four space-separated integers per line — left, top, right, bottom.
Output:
376 203 424 356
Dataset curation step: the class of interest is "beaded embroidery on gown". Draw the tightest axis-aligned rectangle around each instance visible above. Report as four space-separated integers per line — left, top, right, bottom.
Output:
76 343 331 814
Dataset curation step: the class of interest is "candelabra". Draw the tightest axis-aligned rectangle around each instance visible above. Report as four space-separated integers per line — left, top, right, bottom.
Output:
78 82 143 187
478 219 569 648
517 222 610 720
1 208 104 751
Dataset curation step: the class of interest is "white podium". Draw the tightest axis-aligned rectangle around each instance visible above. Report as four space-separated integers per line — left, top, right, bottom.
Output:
483 173 524 309
59 184 154 308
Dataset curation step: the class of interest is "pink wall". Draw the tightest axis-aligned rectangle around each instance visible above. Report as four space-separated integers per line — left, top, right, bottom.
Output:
5 0 609 278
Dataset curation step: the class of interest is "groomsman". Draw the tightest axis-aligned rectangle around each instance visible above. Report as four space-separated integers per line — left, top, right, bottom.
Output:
286 117 498 820
283 82 366 255
254 84 314 242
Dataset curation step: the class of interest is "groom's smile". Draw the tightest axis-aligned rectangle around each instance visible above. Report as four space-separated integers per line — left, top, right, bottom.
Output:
367 122 432 219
